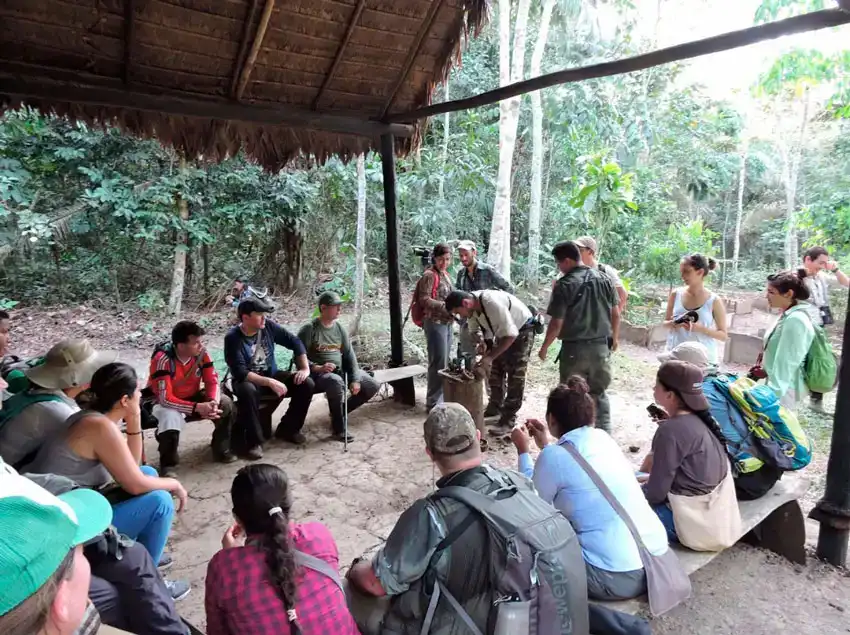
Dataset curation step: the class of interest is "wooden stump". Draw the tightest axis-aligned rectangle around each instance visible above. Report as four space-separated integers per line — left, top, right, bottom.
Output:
440 370 486 439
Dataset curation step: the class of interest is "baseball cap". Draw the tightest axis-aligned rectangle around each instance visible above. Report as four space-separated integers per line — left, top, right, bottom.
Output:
318 291 343 307
658 342 711 370
457 240 477 252
657 360 709 412
238 296 274 318
574 236 598 253
26 339 117 391
424 403 478 455
0 472 112 616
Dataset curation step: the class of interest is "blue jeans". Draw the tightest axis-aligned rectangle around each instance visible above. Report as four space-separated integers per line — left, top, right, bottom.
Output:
652 502 678 543
111 466 175 564
424 320 453 408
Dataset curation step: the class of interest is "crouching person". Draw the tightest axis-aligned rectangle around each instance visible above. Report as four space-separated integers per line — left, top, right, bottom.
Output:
298 292 379 443
149 321 236 474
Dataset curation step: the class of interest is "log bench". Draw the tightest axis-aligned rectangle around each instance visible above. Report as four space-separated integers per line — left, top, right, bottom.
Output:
598 476 811 615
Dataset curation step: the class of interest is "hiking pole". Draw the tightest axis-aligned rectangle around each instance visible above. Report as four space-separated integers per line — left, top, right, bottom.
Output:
343 371 349 453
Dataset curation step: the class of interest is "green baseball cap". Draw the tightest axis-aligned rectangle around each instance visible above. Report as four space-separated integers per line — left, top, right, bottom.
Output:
318 291 343 307
0 471 113 616
424 403 478 456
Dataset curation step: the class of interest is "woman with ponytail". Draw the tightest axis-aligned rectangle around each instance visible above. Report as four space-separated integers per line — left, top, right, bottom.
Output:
205 464 359 635
511 377 669 601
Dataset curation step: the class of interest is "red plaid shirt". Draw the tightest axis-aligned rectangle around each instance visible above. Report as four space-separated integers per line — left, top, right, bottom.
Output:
205 522 360 635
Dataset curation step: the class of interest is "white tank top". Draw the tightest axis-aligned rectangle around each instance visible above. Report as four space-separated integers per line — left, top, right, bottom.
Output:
666 288 719 363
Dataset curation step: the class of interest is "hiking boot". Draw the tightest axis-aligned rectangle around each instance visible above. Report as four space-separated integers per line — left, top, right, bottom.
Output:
279 432 307 446
244 445 264 461
484 403 501 418
164 580 191 602
157 552 173 571
157 430 180 476
212 446 237 464
332 431 355 443
496 415 516 429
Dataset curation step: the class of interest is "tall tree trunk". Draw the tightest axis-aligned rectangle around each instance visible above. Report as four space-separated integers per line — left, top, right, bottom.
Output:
202 242 210 297
526 0 556 296
351 153 367 337
168 157 189 316
733 141 747 273
488 0 531 280
438 80 450 201
782 88 811 269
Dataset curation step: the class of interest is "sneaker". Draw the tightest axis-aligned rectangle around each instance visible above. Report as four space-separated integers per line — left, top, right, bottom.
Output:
484 403 501 418
280 432 307 445
244 445 264 460
332 431 355 443
158 552 173 571
164 579 191 602
212 447 237 464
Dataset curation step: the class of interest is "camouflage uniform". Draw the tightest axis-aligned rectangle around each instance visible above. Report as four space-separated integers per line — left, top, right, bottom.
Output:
547 265 618 433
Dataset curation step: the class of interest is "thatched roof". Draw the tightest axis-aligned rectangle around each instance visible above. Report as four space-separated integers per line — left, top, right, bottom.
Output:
0 0 488 169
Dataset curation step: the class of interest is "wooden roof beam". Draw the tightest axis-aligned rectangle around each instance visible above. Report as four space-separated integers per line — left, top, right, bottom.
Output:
386 8 850 123
380 0 446 120
234 0 276 101
312 0 368 111
230 0 260 98
0 75 415 139
122 0 137 84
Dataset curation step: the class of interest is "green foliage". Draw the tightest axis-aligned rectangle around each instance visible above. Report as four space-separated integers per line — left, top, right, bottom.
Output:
568 154 637 249
0 298 18 310
641 221 718 287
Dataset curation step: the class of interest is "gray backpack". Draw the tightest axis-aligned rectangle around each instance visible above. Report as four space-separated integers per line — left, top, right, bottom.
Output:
426 467 590 635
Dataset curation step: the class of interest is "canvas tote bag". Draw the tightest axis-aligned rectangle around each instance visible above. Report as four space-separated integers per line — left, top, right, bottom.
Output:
668 462 742 552
562 444 692 616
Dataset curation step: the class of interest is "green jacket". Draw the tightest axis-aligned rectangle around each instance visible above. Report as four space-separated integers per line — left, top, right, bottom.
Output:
763 303 815 400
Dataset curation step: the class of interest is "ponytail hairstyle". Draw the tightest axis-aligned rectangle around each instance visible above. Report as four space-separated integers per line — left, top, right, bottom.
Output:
89 362 138 413
231 464 302 635
545 376 597 436
682 253 717 277
767 268 811 303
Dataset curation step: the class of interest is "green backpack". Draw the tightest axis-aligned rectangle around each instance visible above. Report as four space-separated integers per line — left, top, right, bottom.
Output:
804 322 838 394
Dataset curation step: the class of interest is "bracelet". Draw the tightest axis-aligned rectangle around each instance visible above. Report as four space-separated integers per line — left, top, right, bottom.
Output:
127 430 143 436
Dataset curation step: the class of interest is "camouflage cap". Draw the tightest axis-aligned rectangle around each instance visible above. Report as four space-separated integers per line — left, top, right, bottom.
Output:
424 403 478 456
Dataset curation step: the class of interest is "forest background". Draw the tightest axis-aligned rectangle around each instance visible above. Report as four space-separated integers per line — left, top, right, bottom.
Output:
1 0 849 329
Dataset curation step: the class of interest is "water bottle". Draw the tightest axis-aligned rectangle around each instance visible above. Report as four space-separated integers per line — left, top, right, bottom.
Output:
493 600 530 635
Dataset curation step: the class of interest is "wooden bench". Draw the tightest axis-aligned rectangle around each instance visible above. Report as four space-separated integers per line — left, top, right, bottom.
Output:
599 476 810 615
372 364 427 406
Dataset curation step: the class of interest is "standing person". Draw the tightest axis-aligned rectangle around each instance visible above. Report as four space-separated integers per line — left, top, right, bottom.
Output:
224 298 315 458
761 269 817 409
664 254 728 365
416 243 454 410
297 291 380 443
574 236 628 315
0 468 113 635
455 240 514 357
801 246 848 408
205 464 360 635
445 289 535 428
149 320 236 473
511 378 670 601
539 241 619 433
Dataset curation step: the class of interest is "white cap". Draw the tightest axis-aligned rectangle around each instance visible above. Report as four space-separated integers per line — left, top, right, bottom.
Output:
658 341 710 370
457 240 476 252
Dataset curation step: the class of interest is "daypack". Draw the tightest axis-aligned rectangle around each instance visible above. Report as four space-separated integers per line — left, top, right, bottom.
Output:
804 322 838 394
1 355 46 395
427 467 589 635
702 375 765 475
149 342 203 392
710 374 811 471
0 390 65 434
410 268 440 328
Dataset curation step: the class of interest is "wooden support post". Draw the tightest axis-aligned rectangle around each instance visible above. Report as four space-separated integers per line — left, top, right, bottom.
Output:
380 133 415 405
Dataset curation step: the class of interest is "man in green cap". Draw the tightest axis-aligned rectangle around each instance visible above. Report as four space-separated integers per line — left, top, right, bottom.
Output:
0 464 113 635
298 291 379 442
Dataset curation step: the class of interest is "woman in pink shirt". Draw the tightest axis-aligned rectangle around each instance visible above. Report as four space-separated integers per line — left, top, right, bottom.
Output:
205 464 360 635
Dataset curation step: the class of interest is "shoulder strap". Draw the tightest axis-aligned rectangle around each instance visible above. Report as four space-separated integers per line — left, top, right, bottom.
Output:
430 267 440 298
558 443 649 553
477 292 496 335
293 549 344 593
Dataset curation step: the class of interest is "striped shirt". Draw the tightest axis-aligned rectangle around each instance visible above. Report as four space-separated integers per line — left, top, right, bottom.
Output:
148 348 218 415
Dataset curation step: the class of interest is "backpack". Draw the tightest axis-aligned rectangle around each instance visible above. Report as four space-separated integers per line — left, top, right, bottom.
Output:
1 355 46 395
709 374 811 471
426 467 589 635
410 269 440 328
702 375 766 475
0 390 65 435
149 342 203 391
804 322 838 394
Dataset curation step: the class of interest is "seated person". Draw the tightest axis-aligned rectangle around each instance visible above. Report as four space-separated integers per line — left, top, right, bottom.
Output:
205 464 359 635
643 360 738 547
226 276 265 307
24 362 190 594
0 339 115 469
511 377 670 601
149 320 236 474
0 462 113 635
224 298 314 458
297 291 379 443
346 403 589 635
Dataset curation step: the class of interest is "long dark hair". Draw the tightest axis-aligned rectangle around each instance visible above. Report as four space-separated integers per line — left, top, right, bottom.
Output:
231 464 302 635
682 253 717 277
767 268 810 303
658 379 729 449
89 362 138 413
546 376 596 436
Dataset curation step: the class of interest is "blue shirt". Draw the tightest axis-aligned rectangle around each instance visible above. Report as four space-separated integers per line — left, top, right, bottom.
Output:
224 320 306 383
518 426 668 572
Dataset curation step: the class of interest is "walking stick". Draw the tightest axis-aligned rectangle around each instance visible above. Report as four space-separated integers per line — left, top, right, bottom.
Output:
343 371 349 453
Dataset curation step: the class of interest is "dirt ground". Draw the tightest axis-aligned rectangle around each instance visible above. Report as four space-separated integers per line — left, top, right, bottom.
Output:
5 295 848 634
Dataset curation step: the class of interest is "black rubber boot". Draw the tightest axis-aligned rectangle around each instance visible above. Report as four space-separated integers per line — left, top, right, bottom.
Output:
157 430 180 477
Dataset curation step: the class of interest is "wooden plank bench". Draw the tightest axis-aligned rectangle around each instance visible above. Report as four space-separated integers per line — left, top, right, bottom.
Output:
599 476 811 615
372 364 427 406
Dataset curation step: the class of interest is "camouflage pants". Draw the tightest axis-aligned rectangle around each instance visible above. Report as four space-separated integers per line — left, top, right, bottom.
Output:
489 328 535 424
558 341 613 433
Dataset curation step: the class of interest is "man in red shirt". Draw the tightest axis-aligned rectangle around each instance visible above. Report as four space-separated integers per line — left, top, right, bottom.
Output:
149 321 235 475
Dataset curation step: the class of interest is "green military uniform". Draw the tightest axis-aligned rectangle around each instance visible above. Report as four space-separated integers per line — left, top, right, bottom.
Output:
547 265 618 432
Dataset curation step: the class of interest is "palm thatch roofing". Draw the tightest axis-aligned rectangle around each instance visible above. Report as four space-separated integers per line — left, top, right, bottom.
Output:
0 0 488 169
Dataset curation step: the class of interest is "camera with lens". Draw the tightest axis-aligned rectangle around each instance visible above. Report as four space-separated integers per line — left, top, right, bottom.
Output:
413 246 431 269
